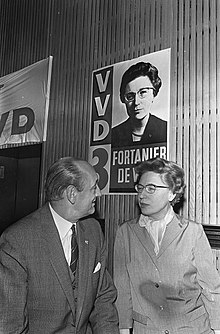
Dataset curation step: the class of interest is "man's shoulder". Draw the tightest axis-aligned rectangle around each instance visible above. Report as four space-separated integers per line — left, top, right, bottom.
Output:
79 216 103 232
1 204 49 236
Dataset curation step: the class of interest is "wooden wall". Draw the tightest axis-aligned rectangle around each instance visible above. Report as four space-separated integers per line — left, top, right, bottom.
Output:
0 0 219 270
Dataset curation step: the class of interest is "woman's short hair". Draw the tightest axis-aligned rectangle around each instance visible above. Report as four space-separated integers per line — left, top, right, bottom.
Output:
135 157 185 205
120 61 162 103
45 157 86 201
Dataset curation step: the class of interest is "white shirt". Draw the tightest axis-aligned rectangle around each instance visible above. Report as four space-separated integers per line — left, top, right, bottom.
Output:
139 206 174 255
49 203 75 265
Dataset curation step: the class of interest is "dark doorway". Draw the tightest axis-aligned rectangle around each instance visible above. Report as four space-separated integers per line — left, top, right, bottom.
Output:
0 144 42 235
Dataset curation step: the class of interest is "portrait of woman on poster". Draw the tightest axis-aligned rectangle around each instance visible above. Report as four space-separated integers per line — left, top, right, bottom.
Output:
114 157 220 334
111 62 167 148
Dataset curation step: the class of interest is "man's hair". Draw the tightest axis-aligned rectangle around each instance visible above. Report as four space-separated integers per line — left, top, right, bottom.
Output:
120 61 162 103
45 157 86 201
135 157 185 205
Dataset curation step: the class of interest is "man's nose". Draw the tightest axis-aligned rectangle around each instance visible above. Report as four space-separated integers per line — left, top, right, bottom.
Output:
96 185 101 197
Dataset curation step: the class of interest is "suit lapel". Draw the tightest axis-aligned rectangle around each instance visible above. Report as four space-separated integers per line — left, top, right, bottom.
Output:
75 220 89 324
157 215 188 258
40 204 76 313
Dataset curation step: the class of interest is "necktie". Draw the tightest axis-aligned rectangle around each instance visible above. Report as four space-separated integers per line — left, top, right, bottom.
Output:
70 225 78 276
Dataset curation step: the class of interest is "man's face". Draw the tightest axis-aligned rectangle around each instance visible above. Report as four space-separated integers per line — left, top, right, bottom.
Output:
74 163 101 219
124 76 154 121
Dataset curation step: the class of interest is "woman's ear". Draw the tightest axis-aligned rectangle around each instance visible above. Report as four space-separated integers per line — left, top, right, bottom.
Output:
66 185 77 204
168 191 176 202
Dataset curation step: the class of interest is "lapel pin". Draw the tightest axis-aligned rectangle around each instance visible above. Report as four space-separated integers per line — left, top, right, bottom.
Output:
85 240 89 244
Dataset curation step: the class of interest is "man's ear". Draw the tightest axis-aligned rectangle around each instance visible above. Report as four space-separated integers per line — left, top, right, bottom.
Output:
66 185 77 204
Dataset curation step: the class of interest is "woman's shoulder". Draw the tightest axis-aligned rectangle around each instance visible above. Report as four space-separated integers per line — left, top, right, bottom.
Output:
121 216 139 224
177 215 204 232
117 217 139 231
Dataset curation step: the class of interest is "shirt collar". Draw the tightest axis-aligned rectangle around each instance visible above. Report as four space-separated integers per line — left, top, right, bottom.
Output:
49 203 73 241
139 205 174 228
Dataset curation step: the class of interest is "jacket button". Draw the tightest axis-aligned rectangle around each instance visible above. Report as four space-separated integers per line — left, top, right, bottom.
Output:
155 283 159 288
164 330 169 334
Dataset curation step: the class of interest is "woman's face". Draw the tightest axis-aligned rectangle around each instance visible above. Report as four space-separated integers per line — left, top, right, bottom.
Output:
124 76 154 121
137 171 175 220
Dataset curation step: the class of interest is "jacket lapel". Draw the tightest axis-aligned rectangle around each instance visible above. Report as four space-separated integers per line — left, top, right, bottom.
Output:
141 114 156 143
40 204 76 313
130 215 188 262
157 215 188 258
75 220 89 324
129 218 159 265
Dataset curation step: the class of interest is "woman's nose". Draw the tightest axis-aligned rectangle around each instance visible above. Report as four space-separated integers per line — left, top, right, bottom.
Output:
134 93 141 105
138 191 145 199
139 188 150 198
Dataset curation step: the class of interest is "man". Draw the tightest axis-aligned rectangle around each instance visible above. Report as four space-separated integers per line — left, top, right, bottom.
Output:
0 157 119 334
111 61 167 148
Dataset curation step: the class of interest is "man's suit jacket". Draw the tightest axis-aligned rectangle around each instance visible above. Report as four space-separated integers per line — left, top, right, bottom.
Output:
111 114 167 148
114 215 220 333
0 204 119 334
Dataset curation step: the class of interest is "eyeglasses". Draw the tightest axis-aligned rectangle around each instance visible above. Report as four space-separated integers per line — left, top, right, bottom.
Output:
124 87 155 102
135 183 169 194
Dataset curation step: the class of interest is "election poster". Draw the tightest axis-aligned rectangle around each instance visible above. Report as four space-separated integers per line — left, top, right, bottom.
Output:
0 56 53 146
89 49 170 194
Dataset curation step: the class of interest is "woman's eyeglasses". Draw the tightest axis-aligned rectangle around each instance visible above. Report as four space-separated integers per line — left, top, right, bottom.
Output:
135 183 169 194
124 87 155 102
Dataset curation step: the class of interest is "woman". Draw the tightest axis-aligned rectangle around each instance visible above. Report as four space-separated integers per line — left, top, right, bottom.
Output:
114 157 220 334
111 62 167 148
